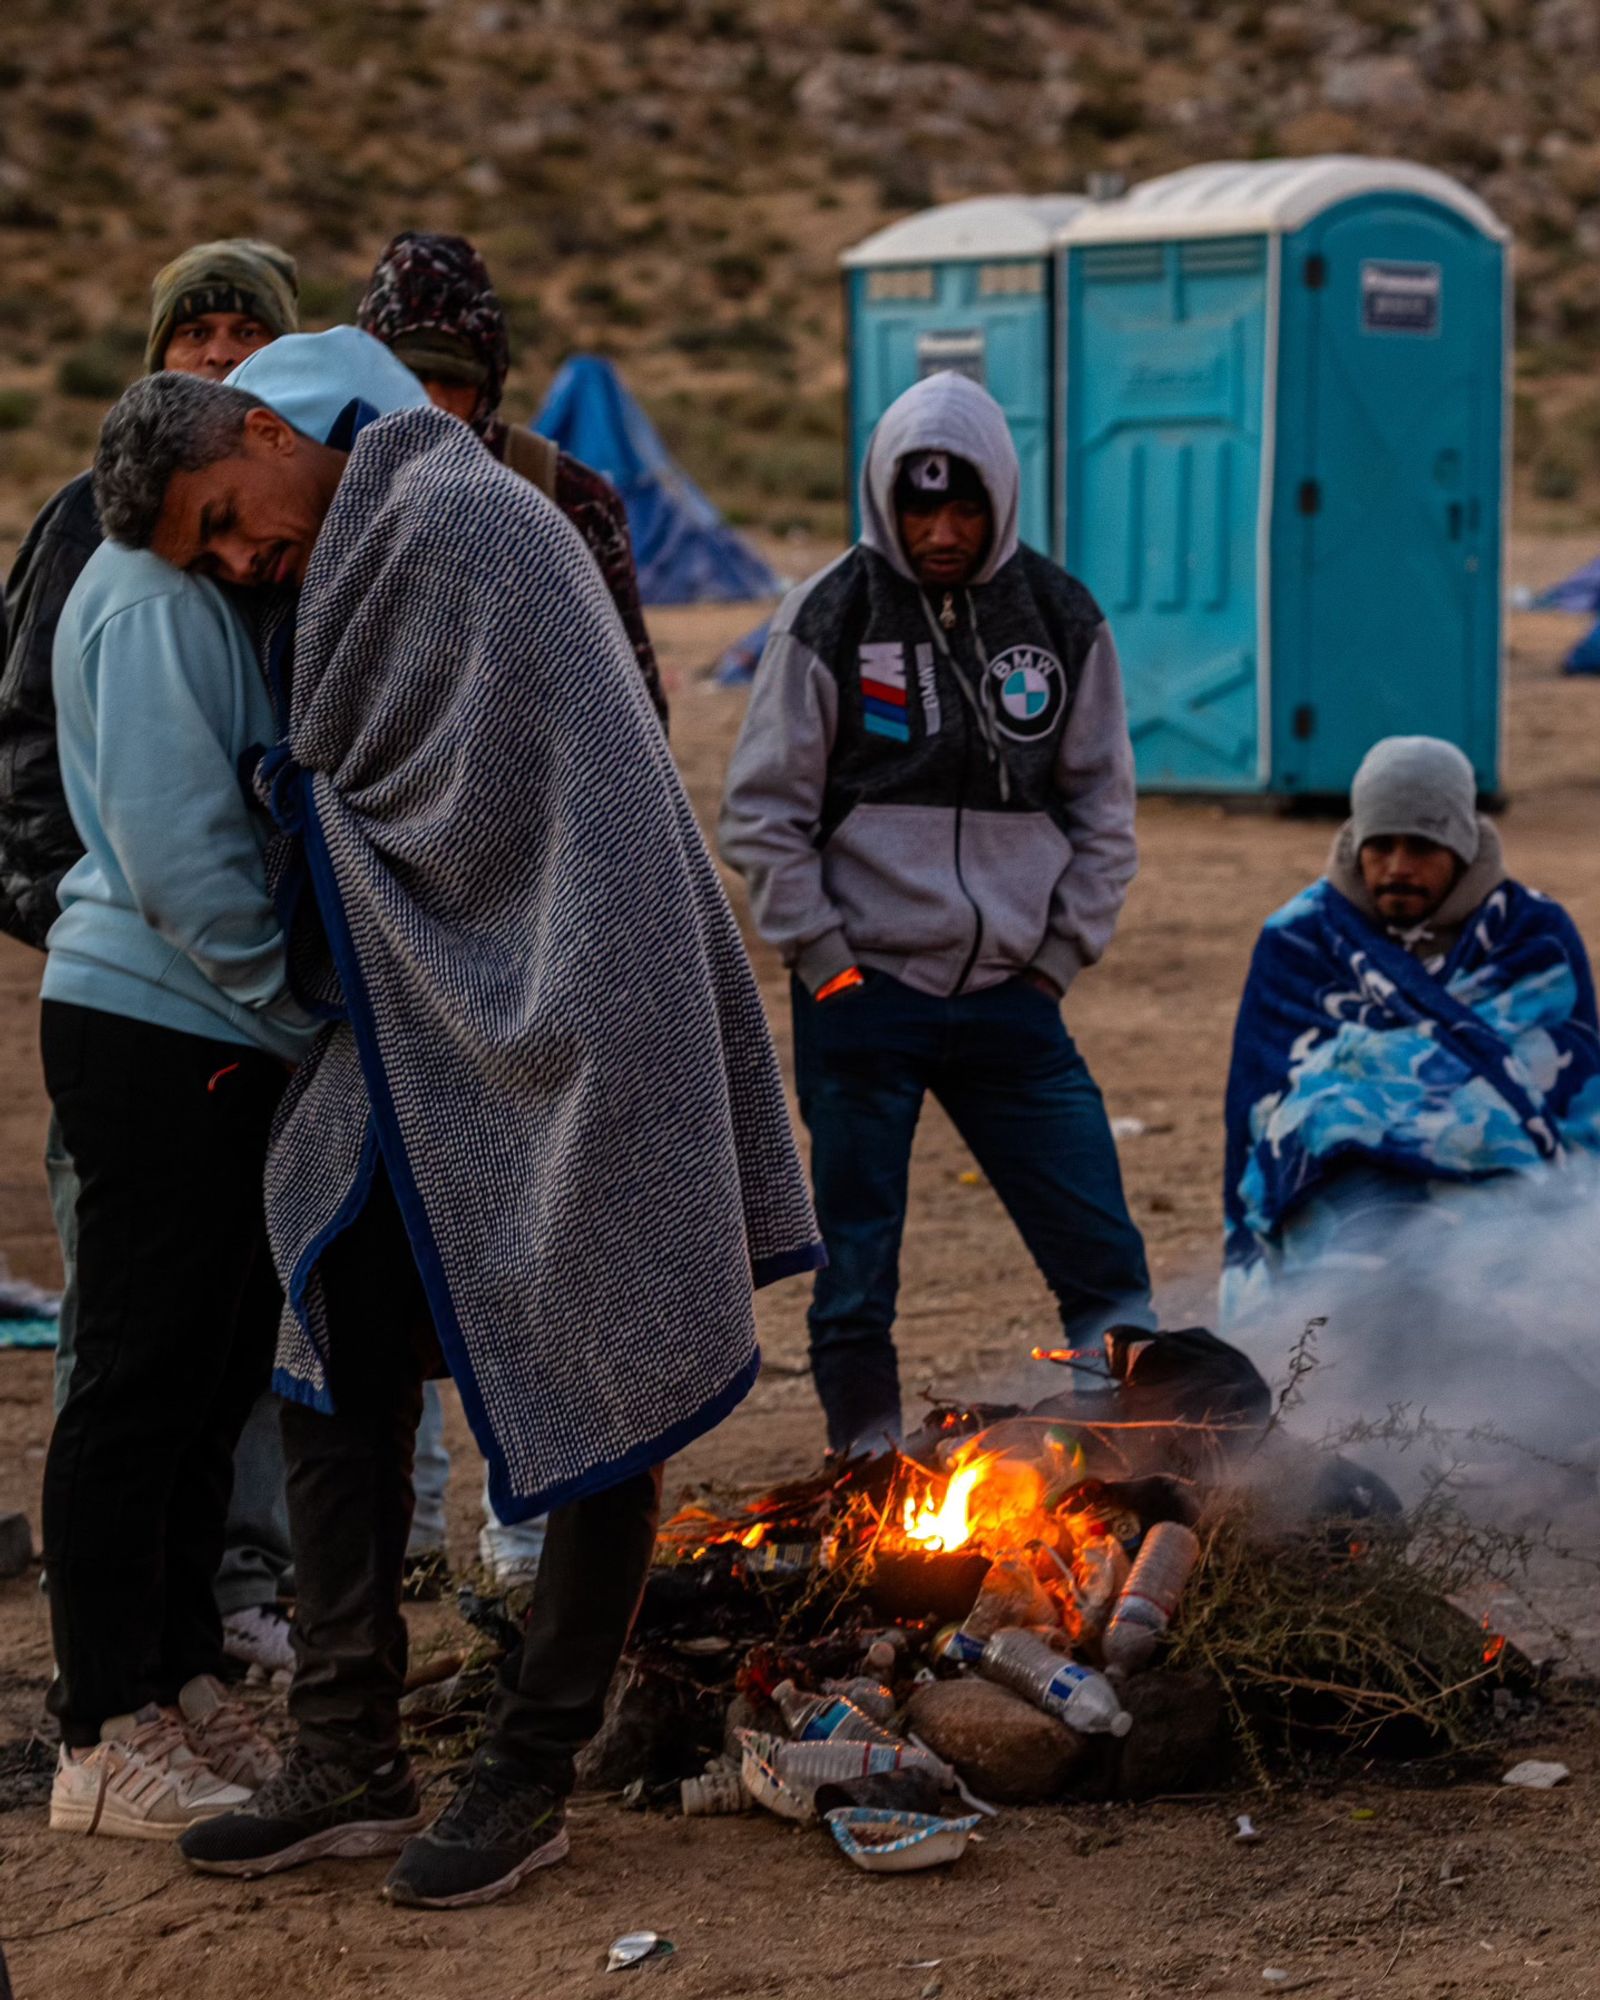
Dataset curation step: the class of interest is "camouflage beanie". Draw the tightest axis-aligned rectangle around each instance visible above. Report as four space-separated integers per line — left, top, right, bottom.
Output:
145 239 300 373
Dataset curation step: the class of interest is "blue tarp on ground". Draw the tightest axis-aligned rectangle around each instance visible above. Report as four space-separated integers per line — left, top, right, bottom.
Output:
532 356 783 607
1532 556 1600 675
1533 555 1600 614
712 617 771 686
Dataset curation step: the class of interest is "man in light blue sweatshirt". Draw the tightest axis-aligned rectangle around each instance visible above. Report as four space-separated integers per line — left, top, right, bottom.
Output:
42 327 427 1846
42 545 312 1839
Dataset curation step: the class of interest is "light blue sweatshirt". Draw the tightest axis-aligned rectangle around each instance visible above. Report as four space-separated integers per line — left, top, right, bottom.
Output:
43 330 427 1057
44 545 313 1059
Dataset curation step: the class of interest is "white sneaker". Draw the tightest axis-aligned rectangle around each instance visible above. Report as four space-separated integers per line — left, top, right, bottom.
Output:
50 1705 252 1840
222 1605 296 1676
178 1674 282 1791
478 1519 546 1591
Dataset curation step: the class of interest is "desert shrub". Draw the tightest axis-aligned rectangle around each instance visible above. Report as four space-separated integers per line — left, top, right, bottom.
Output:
571 279 647 327
709 250 765 299
0 388 38 431
56 332 141 401
297 275 367 323
668 313 794 364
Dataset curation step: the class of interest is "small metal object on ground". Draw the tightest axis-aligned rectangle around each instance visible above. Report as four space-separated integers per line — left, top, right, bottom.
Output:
1501 1760 1569 1789
606 1932 675 1971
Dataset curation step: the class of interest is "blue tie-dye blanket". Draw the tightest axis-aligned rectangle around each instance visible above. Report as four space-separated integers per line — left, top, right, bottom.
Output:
1223 878 1600 1294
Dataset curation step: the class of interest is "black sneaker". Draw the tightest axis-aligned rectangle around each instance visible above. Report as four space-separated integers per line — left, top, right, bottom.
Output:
383 1754 568 1909
178 1746 428 1877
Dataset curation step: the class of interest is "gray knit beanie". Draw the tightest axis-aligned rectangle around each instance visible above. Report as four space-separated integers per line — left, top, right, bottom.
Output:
1349 736 1479 864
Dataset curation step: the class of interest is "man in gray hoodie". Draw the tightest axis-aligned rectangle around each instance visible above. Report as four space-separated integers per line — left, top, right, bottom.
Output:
721 372 1151 1456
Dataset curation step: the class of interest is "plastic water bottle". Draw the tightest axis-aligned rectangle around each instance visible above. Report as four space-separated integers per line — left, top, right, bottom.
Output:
980 1629 1132 1737
771 1679 900 1745
823 1676 897 1723
935 1556 1057 1672
1102 1521 1201 1673
936 1621 985 1667
863 1632 908 1676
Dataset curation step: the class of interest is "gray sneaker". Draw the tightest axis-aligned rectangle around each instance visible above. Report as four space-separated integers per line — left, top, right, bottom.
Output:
178 1746 427 1877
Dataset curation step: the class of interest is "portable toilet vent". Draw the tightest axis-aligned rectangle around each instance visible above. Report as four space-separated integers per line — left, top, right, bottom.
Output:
1061 158 1509 797
841 196 1090 558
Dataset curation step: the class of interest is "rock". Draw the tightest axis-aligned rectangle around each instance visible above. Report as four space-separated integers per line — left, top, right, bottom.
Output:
1321 54 1426 113
904 1678 1086 1805
722 1690 779 1760
0 1514 33 1580
574 1666 713 1792
1114 1670 1228 1800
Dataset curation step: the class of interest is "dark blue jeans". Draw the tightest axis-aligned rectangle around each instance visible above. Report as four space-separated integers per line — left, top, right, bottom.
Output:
792 970 1152 1455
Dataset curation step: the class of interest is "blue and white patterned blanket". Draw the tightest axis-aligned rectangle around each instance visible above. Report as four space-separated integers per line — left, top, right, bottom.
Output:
260 406 822 1520
1223 877 1600 1299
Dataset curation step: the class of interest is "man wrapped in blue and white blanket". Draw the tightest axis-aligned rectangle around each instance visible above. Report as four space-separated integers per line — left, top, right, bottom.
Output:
1223 737 1600 1328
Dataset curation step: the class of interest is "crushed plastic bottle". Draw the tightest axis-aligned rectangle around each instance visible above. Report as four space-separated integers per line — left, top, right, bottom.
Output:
1072 1533 1131 1636
771 1678 900 1745
1102 1521 1201 1673
980 1628 1132 1737
680 1762 752 1815
935 1555 1058 1671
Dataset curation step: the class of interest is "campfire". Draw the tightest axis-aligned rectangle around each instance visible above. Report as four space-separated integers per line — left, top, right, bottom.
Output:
407 1326 1538 1867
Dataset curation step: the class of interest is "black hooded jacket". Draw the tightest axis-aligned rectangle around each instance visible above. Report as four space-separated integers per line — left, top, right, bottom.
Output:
0 471 101 948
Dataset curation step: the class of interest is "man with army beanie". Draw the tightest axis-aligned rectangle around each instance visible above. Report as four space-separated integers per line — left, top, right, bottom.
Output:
721 370 1152 1459
0 238 301 1682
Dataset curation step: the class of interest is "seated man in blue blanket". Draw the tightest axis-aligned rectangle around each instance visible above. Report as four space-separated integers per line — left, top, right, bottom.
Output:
1223 735 1600 1349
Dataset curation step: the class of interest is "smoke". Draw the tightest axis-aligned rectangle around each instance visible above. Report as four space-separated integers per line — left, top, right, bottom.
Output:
1220 1158 1600 1515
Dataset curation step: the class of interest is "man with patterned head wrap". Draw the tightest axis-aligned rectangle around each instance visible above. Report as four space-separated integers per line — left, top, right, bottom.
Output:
0 238 302 1685
358 230 666 1593
357 231 665 729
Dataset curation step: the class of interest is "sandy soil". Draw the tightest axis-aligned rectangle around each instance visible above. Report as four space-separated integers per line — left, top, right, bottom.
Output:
4 538 1600 1997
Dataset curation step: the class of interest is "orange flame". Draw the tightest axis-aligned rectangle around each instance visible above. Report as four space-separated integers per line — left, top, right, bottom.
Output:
739 1523 765 1549
900 1455 991 1552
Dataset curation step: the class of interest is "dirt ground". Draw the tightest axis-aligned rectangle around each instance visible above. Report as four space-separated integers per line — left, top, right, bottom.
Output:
5 536 1600 1997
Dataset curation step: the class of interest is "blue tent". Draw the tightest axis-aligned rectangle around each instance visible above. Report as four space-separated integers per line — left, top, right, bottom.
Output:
712 617 771 686
1533 554 1600 614
1531 555 1600 675
532 356 782 607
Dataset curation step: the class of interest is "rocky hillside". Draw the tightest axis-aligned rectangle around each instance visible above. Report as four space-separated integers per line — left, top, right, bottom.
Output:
2 0 1598 553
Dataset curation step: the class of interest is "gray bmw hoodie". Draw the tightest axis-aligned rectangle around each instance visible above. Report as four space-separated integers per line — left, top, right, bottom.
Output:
719 372 1137 998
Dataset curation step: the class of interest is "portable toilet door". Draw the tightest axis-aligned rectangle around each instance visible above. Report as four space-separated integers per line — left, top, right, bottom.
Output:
1062 159 1509 797
1063 212 1272 790
1269 171 1507 797
842 196 1089 557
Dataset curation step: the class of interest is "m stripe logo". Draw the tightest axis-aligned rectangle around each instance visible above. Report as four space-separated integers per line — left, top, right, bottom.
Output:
860 642 910 741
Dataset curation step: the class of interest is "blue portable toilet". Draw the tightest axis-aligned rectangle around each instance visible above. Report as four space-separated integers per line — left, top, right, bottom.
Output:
1061 158 1509 796
841 196 1089 558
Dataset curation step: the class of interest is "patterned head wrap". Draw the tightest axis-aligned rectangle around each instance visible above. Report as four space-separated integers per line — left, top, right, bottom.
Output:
145 239 299 374
356 232 510 432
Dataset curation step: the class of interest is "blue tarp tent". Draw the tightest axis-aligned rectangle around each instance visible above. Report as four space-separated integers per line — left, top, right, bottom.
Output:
712 617 771 686
533 356 782 607
1532 555 1600 675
